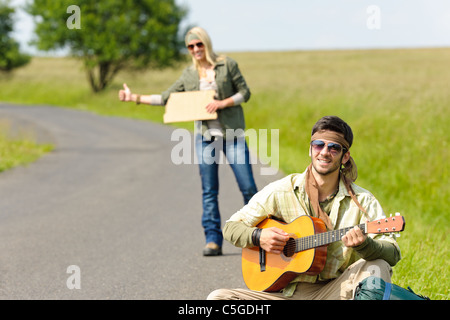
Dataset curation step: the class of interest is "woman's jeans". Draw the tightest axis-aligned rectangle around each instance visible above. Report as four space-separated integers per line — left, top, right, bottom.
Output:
195 134 258 247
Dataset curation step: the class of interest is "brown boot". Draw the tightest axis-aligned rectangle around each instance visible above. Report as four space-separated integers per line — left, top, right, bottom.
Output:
203 242 222 256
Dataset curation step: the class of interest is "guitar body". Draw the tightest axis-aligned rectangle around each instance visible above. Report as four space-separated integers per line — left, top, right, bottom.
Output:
241 213 405 292
242 215 328 292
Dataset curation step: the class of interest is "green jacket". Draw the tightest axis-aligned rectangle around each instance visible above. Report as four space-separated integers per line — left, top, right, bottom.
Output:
161 56 251 137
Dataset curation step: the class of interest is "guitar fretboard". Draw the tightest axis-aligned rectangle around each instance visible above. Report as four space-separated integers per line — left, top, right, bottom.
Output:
295 223 366 252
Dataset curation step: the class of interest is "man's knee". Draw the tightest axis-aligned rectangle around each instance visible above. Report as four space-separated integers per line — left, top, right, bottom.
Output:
360 259 393 282
339 259 393 299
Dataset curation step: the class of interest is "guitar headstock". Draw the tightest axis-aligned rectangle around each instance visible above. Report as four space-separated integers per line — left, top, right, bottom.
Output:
366 213 405 237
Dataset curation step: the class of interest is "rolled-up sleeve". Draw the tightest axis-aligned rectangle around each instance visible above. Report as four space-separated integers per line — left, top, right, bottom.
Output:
227 58 251 103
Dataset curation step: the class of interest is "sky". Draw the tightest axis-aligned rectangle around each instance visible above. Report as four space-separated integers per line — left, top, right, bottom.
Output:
9 0 450 55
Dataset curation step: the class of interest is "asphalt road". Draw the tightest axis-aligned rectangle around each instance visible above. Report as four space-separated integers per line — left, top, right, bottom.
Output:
0 103 283 300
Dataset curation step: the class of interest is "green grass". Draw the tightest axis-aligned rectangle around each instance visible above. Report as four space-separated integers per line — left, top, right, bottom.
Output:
0 49 448 299
0 121 53 172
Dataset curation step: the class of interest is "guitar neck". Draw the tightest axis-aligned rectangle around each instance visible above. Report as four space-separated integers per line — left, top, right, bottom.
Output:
295 223 366 252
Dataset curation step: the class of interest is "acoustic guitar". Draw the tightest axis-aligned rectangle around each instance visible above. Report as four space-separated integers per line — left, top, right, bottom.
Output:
242 214 405 292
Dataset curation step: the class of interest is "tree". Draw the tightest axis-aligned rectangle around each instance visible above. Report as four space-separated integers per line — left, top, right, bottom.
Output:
0 1 31 72
27 0 188 92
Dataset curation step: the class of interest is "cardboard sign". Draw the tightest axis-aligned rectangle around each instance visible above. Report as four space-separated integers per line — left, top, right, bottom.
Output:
163 90 217 123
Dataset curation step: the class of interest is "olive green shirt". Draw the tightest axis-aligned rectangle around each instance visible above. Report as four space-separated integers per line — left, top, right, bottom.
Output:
161 56 251 138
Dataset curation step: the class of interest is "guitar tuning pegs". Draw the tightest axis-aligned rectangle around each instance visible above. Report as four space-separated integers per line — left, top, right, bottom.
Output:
395 212 401 216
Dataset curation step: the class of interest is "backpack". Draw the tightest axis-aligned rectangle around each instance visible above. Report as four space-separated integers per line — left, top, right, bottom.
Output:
354 276 430 300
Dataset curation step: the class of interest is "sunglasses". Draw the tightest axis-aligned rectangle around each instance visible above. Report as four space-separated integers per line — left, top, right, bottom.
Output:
187 42 204 50
310 140 346 156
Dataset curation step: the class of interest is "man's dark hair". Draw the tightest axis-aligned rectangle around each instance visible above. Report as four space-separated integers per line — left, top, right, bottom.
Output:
311 116 354 148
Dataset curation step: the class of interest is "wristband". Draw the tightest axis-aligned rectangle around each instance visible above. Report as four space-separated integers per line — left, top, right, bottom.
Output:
136 94 141 105
251 228 262 247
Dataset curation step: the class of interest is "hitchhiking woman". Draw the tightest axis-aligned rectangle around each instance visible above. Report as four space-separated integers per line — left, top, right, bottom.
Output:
118 27 257 256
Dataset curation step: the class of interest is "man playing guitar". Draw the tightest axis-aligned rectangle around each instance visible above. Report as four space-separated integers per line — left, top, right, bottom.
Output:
208 116 401 300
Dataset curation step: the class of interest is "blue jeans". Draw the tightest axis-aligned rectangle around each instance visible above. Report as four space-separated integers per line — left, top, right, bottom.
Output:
195 135 258 247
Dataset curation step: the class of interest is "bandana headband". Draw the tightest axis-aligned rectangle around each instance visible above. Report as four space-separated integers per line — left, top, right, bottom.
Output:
185 33 201 45
311 130 350 150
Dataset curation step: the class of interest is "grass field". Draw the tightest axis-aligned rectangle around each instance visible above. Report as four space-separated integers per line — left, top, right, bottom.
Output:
0 48 448 299
0 121 53 173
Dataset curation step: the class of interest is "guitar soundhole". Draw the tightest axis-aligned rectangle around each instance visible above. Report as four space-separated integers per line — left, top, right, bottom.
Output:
283 238 296 257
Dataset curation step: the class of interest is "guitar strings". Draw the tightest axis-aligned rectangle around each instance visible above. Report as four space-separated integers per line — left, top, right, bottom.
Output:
281 227 358 253
275 221 398 253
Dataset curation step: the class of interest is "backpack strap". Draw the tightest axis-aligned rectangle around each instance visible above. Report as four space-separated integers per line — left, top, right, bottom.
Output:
383 282 392 300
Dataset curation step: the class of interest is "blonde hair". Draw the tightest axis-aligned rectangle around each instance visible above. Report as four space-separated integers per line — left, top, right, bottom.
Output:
185 27 224 70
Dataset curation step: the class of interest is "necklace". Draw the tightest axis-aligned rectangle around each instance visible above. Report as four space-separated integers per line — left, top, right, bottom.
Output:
320 186 339 204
